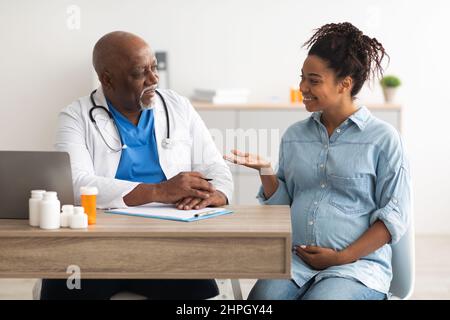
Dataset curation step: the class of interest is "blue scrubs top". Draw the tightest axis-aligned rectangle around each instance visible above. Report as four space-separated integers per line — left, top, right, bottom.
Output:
107 100 167 183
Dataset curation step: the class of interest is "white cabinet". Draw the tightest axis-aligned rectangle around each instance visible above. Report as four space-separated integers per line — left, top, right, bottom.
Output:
196 103 402 205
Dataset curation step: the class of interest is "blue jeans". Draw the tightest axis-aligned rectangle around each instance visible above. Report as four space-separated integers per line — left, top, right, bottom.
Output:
248 277 386 300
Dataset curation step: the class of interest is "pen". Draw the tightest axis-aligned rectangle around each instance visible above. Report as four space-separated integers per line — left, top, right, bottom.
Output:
194 210 216 218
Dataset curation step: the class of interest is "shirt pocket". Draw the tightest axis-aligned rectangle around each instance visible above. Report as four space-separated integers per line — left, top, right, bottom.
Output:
328 174 373 215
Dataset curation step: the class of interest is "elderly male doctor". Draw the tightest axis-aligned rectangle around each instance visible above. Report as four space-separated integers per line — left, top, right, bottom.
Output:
40 31 233 300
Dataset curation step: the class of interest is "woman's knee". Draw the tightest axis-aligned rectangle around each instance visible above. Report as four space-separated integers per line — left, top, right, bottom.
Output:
302 277 385 300
247 279 299 300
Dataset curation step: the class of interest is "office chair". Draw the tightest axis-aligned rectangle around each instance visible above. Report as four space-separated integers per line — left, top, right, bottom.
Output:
388 200 415 300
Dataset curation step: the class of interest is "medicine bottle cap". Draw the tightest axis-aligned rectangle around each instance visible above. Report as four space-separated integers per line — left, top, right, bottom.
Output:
31 190 46 198
80 186 98 195
43 191 58 200
73 206 85 215
61 205 74 213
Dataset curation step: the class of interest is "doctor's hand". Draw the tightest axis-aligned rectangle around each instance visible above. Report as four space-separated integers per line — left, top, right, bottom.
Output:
294 245 346 270
175 190 227 210
224 149 272 173
155 172 216 204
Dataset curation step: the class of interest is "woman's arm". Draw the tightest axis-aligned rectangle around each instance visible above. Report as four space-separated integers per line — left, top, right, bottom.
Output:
259 167 279 199
339 220 391 264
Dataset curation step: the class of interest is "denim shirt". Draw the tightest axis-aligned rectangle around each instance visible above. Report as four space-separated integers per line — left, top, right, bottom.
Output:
257 106 411 294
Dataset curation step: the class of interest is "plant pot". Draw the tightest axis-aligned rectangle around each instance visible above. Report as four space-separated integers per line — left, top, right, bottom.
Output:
382 87 397 103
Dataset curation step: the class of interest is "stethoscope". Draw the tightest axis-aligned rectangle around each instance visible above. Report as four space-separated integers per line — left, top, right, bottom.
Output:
89 89 172 152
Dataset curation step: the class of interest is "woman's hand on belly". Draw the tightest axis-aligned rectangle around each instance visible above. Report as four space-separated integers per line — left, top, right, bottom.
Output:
294 245 346 270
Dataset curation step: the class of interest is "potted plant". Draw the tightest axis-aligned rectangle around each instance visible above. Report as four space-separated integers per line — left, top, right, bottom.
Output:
380 75 401 103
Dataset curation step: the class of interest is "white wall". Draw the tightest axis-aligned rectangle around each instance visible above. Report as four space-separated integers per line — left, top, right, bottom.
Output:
1 0 449 234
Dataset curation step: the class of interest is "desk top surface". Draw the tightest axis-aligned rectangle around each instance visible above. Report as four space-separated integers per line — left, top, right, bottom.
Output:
0 205 291 237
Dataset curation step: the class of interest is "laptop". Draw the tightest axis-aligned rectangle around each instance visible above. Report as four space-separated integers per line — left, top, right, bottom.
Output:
0 151 74 219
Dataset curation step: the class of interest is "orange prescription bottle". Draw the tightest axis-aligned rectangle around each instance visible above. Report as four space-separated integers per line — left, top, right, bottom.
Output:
290 86 303 103
80 186 98 225
297 90 303 104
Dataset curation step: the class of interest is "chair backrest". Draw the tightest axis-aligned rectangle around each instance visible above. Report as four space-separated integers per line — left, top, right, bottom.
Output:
389 203 415 299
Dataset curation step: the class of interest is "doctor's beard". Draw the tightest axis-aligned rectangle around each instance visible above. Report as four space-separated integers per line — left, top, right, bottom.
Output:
139 86 158 110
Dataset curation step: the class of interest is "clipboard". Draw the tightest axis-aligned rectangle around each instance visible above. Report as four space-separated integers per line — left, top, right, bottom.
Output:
105 203 233 222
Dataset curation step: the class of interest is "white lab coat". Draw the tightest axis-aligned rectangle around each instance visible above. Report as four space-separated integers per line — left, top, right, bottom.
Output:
55 86 233 208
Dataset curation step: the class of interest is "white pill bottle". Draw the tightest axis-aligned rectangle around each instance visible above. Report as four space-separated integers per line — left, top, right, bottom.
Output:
70 206 88 229
29 190 46 227
60 204 74 228
39 191 61 229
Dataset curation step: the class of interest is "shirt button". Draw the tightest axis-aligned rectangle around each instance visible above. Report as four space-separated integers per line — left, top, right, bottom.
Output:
319 164 324 168
314 201 318 205
321 184 326 188
393 199 398 204
309 221 314 225
324 144 328 149
336 129 341 133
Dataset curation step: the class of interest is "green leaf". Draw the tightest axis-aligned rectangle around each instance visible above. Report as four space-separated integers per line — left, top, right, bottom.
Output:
380 75 401 88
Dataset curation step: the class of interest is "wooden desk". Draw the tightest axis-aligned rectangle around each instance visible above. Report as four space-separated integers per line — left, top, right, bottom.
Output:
0 205 291 279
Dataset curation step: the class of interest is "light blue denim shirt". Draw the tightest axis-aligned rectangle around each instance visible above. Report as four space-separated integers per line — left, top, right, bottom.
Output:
257 106 411 294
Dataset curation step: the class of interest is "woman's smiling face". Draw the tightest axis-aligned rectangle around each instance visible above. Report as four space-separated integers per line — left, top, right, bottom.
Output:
299 54 346 113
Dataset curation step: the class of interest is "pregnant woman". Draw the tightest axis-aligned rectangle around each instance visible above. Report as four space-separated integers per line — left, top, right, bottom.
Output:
225 22 411 300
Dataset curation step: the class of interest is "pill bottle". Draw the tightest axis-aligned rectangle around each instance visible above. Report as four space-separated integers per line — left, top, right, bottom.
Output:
60 204 74 228
39 191 61 230
70 206 88 229
29 190 46 227
290 86 303 103
80 186 98 225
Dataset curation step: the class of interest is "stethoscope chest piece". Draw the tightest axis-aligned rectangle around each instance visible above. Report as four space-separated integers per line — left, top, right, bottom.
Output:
162 138 173 149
